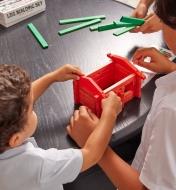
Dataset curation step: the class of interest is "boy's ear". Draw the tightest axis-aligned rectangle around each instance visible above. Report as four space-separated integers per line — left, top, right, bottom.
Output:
9 132 24 148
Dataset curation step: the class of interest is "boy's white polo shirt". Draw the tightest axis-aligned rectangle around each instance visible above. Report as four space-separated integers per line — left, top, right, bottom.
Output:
132 71 176 190
0 137 83 190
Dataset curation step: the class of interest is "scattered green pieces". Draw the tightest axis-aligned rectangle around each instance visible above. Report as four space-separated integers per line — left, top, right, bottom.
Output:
120 16 145 26
58 15 144 37
58 19 102 36
27 23 48 49
113 26 136 36
59 15 106 25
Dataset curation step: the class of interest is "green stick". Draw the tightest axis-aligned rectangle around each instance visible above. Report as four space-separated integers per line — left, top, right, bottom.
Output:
120 16 145 25
59 15 106 25
113 26 136 36
27 23 48 49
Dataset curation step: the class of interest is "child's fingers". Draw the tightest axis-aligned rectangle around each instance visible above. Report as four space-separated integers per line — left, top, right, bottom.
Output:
143 27 155 34
106 91 116 97
136 11 146 18
69 116 74 129
132 48 151 63
87 109 98 121
72 66 84 76
133 48 159 64
133 49 144 60
74 110 80 121
137 60 155 71
137 59 148 67
144 13 153 20
139 22 151 33
66 74 80 80
130 26 141 33
79 106 89 118
133 56 144 65
102 91 119 105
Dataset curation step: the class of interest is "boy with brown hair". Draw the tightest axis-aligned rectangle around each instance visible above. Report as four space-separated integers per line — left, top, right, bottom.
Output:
0 64 122 190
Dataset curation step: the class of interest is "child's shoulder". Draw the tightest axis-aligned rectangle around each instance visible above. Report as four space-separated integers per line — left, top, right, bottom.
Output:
160 91 176 111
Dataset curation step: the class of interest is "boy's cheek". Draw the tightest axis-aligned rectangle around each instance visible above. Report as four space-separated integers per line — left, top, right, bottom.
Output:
33 111 38 128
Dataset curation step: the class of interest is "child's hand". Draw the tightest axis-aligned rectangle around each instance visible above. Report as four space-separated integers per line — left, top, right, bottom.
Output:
131 2 148 19
52 64 84 82
102 91 122 117
133 13 162 34
67 106 99 147
132 47 176 73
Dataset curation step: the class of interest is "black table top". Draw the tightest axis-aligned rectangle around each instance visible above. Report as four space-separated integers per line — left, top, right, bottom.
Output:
0 0 163 150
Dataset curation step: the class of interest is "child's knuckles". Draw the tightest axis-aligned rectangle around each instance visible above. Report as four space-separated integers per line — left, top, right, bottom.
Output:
79 105 86 110
79 112 87 120
117 96 121 102
74 116 79 122
65 63 71 67
65 64 72 71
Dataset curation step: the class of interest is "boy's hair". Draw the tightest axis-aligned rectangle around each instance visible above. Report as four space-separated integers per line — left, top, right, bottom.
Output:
0 64 31 153
155 0 176 29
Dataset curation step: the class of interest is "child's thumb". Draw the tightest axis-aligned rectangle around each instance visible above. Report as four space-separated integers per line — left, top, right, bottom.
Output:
70 74 80 80
66 125 72 136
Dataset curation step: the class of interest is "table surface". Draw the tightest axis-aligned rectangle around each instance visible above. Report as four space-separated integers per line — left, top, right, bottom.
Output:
0 0 163 150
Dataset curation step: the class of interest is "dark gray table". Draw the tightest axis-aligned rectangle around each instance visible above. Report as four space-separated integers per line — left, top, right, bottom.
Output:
0 0 163 189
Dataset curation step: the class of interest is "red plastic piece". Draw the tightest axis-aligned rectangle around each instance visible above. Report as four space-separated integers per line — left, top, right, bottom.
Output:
73 53 146 117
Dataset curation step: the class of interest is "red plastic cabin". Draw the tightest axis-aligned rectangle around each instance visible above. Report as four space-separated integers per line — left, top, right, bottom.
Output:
73 53 146 117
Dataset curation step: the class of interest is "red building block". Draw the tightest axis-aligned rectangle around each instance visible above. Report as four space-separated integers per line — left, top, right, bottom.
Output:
73 53 146 117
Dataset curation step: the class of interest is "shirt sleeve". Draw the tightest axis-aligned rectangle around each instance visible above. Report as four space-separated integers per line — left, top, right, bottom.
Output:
39 148 83 186
139 107 176 190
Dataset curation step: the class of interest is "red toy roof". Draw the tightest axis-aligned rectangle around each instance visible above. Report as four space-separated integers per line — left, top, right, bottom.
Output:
107 53 146 80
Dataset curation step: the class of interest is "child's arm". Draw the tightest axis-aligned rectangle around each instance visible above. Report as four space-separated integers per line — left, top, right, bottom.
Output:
67 91 122 171
32 64 83 102
67 105 148 190
98 147 148 190
132 47 176 73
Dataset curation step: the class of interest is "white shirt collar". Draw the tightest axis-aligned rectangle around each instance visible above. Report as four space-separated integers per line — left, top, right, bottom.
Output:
0 137 38 160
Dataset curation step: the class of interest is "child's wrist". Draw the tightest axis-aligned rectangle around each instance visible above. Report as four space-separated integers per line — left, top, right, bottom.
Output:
101 108 117 119
47 72 58 83
49 70 62 82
